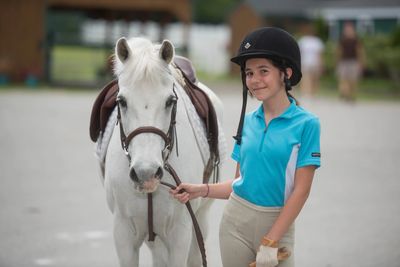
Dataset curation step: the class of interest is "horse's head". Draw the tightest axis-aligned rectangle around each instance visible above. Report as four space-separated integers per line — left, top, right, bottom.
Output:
114 37 177 193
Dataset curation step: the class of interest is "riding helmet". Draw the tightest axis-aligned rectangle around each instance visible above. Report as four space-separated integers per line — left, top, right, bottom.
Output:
231 27 302 86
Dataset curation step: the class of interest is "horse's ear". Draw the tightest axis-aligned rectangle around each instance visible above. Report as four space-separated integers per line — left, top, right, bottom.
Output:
159 40 174 64
116 37 131 63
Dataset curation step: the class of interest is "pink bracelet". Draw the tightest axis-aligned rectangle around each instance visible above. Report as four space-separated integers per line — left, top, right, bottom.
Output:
203 183 209 198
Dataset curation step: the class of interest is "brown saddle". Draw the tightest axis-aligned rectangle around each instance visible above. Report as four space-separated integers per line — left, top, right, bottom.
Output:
89 57 219 182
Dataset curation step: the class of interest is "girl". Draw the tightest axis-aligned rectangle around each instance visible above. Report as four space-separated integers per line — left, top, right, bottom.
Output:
171 27 321 267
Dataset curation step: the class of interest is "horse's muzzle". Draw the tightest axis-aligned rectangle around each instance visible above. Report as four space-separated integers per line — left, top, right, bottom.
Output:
130 166 164 192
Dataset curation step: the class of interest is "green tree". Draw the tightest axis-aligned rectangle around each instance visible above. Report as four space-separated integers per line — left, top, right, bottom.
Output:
314 16 329 42
193 0 241 24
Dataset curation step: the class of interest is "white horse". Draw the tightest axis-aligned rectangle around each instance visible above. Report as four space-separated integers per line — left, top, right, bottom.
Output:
101 37 225 267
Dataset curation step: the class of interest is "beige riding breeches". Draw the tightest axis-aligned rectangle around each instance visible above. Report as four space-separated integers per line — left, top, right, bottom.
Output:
219 193 295 267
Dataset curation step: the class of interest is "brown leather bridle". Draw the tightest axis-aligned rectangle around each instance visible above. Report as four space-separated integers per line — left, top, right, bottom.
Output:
116 83 207 267
117 85 178 163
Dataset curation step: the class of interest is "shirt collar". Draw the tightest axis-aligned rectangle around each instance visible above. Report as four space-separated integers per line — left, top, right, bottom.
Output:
255 97 297 119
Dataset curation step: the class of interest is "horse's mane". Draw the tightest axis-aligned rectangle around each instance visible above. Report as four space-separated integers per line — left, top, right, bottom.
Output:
113 37 171 85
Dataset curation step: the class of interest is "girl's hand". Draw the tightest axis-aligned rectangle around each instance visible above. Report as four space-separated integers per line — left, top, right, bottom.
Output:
169 183 208 203
249 246 291 267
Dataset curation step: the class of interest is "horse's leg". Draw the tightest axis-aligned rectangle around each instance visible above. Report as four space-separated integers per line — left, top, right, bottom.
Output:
164 224 192 267
146 237 168 267
187 198 213 267
113 215 142 267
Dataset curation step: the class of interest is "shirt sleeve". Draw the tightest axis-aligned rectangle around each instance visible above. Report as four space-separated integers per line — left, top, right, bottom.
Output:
297 117 321 169
231 141 241 163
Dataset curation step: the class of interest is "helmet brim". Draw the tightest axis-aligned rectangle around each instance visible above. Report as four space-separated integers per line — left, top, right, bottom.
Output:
230 51 281 66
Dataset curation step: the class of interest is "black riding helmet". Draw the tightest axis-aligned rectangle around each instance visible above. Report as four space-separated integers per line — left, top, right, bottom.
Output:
231 27 302 145
231 27 302 85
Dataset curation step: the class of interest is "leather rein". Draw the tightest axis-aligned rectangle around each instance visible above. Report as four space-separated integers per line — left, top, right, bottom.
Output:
116 83 207 267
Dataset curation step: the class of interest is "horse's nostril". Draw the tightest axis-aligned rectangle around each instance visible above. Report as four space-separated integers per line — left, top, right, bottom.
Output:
129 168 138 182
155 167 163 179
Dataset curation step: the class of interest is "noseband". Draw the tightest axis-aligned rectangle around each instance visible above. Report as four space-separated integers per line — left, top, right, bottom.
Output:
115 83 208 267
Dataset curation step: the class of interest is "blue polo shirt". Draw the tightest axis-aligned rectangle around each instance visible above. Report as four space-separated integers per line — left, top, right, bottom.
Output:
231 98 321 207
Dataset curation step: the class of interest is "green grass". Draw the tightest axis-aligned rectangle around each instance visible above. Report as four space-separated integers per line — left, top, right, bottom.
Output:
51 45 113 82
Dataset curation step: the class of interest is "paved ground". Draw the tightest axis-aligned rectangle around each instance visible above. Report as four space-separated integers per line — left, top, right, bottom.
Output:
1 83 400 267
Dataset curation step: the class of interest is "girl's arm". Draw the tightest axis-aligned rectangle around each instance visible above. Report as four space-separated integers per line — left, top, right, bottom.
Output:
170 163 240 203
264 165 316 242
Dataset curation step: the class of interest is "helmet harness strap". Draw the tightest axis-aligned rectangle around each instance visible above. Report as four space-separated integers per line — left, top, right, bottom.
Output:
233 69 248 145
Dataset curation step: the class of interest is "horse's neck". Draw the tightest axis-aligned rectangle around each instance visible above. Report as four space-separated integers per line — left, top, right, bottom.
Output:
172 81 210 173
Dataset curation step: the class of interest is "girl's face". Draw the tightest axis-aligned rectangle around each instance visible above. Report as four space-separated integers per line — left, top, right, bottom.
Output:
244 58 289 102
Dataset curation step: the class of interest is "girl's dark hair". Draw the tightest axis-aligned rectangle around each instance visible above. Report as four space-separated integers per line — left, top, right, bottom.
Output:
267 56 299 105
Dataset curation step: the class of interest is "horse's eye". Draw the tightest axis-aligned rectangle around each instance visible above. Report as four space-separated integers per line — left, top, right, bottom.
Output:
165 96 177 108
117 97 127 108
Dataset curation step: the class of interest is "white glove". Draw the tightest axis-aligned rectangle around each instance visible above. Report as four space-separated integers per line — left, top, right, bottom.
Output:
255 245 279 267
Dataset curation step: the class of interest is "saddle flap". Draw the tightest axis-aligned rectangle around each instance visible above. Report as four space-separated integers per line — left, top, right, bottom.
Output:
89 80 119 142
